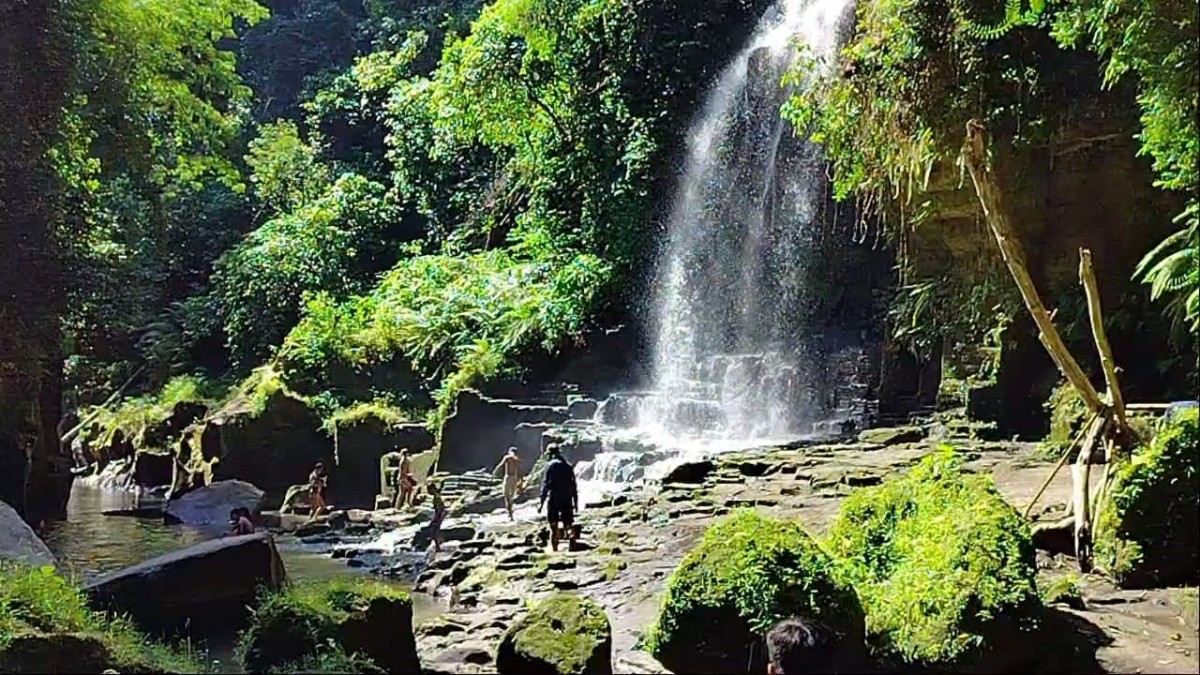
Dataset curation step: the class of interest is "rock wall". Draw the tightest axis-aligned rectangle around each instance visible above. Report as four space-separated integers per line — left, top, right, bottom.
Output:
439 390 569 474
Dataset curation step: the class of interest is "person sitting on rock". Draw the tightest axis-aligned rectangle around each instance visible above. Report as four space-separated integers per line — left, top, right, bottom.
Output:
766 616 841 674
307 462 328 521
397 448 417 509
228 507 255 536
492 446 522 521
538 444 577 552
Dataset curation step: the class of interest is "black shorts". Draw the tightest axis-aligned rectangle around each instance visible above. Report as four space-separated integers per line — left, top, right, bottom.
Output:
547 500 574 527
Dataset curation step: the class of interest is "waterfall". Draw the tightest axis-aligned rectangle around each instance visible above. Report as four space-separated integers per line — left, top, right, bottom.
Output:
633 0 857 447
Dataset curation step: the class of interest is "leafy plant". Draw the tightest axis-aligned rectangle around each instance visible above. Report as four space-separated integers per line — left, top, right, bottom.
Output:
825 448 1039 665
647 510 864 674
1095 407 1199 587
0 563 206 672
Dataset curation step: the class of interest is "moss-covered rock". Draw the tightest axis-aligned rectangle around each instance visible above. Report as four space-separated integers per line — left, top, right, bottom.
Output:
825 449 1039 668
238 578 418 673
0 562 203 674
496 594 612 675
1096 407 1199 588
647 510 863 674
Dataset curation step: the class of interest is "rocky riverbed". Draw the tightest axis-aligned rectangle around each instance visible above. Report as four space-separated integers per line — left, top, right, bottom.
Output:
264 419 1199 674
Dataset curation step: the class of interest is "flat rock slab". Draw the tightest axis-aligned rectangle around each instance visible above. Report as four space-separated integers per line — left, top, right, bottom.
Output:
84 532 285 633
0 499 56 568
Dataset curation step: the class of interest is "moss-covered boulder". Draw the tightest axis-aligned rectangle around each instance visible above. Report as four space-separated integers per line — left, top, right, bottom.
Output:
1096 407 1199 588
0 562 203 674
496 594 612 675
825 449 1039 668
238 579 418 673
648 510 863 674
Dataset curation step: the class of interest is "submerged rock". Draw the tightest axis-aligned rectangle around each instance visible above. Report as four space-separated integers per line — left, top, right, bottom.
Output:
0 499 56 568
83 532 285 633
496 594 613 675
163 479 264 526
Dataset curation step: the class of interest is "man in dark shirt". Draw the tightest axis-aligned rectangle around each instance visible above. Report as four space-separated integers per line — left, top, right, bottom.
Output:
539 444 577 552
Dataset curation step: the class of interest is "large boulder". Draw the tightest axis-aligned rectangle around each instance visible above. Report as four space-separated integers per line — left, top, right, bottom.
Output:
0 499 56 568
496 594 613 675
239 579 418 673
648 510 863 674
189 388 334 502
826 449 1038 668
164 479 265 526
439 390 568 474
132 450 174 487
83 532 286 633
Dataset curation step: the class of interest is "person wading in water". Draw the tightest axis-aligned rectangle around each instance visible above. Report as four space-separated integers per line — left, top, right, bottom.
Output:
492 446 522 521
538 444 577 552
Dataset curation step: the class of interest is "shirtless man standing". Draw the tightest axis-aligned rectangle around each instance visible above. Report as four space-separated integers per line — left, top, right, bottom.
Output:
492 446 522 521
397 449 416 508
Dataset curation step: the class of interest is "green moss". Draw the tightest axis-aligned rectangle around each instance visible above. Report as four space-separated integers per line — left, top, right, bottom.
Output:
1038 574 1083 609
1095 408 1199 588
84 374 226 455
1043 380 1089 454
825 448 1039 666
648 510 863 674
238 578 412 673
497 594 611 675
322 399 421 433
0 563 206 673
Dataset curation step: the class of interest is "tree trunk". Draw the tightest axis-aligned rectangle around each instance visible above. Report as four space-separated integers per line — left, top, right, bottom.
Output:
0 0 74 520
961 120 1105 414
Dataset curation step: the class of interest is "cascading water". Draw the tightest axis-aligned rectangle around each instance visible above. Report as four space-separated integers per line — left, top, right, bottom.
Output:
628 0 858 449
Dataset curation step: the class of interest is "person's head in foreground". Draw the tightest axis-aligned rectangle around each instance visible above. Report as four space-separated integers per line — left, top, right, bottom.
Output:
766 616 840 674
545 443 562 458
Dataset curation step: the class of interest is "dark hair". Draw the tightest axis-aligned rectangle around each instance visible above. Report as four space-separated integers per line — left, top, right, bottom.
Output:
546 443 561 457
766 617 839 674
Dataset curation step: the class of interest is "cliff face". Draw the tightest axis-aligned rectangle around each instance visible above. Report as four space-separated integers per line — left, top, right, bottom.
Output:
0 0 74 521
900 100 1191 435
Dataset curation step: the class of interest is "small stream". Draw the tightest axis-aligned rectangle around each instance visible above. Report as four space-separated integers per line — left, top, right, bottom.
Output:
39 481 441 671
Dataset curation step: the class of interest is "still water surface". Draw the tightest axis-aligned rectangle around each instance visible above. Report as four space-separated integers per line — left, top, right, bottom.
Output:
40 482 352 583
40 482 439 671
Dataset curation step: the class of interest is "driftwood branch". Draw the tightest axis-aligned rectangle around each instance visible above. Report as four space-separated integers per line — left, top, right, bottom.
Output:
961 120 1106 414
1079 248 1128 430
1072 415 1105 572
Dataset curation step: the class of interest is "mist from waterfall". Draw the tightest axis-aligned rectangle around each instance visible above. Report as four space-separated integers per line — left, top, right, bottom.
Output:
629 0 857 448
